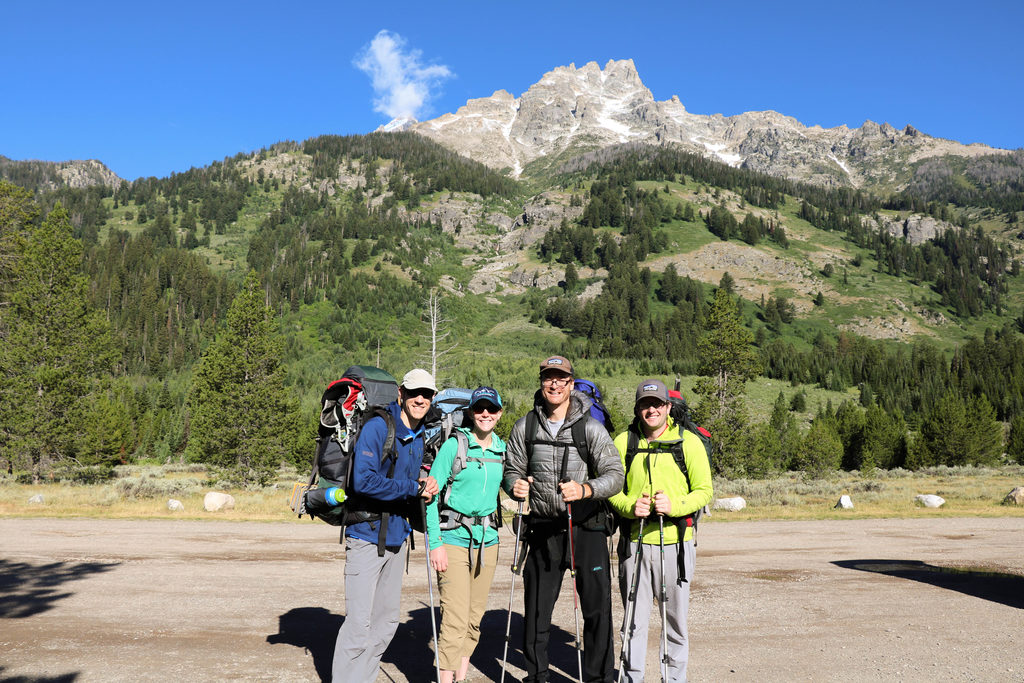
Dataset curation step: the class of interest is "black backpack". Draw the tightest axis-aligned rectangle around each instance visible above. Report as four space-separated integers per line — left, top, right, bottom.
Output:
290 365 399 550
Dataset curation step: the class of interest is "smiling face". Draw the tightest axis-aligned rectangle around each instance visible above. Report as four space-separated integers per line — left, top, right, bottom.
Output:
636 397 670 438
470 402 502 436
540 370 574 412
399 386 434 428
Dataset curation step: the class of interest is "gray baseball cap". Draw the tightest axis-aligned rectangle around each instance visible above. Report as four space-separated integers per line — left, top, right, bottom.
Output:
635 379 669 403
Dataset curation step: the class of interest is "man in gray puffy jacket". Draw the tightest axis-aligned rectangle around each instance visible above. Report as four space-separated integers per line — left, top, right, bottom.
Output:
505 355 624 683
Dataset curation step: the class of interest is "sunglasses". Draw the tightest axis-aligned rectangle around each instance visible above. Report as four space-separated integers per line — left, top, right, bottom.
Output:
405 388 435 400
541 376 572 387
472 403 501 414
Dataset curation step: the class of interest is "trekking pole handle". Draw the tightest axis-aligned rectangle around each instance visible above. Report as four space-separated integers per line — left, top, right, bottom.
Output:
510 499 525 573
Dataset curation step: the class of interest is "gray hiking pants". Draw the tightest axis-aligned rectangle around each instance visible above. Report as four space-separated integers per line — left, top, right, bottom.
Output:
617 538 695 683
332 537 408 683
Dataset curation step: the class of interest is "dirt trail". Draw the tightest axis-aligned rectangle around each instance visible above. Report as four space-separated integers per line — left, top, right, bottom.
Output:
1 517 1021 682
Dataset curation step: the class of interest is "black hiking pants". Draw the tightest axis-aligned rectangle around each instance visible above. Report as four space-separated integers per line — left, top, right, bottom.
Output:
522 519 614 683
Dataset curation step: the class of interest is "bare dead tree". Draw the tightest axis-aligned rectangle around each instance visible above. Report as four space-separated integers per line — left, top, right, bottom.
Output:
421 288 457 383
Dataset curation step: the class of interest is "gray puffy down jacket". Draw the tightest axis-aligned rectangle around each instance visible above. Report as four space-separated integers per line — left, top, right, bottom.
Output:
503 390 624 520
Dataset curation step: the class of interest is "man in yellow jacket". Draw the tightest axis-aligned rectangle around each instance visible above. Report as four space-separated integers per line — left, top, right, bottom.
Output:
609 379 714 683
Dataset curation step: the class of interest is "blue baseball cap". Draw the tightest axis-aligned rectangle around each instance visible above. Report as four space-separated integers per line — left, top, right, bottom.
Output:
470 386 502 409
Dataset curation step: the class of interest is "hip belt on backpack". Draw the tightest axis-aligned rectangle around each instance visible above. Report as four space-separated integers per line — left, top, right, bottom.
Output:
438 508 499 575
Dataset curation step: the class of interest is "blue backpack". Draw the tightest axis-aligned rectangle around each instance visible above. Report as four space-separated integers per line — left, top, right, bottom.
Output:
423 387 474 459
574 379 614 433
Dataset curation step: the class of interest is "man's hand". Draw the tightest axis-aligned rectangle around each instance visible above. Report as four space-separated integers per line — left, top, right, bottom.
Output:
429 546 448 572
559 479 585 503
653 490 672 516
418 476 439 501
512 476 533 500
633 493 651 518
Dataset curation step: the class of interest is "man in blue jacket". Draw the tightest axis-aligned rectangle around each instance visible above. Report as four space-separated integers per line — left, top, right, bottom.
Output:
332 368 440 683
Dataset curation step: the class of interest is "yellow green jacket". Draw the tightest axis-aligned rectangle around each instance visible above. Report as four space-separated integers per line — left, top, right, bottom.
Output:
608 418 713 544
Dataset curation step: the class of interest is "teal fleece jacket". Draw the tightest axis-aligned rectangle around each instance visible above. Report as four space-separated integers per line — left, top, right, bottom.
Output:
425 426 506 550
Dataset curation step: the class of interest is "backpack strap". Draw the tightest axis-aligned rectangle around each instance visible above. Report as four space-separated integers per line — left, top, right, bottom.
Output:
623 420 695 540
525 409 595 476
374 408 399 557
435 429 503 573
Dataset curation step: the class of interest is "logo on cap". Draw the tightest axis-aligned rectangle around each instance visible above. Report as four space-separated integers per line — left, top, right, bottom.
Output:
546 358 563 365
642 384 658 392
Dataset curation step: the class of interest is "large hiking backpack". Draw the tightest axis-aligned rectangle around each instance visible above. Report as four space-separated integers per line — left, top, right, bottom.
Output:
404 386 476 533
423 386 474 463
574 379 614 433
290 365 399 534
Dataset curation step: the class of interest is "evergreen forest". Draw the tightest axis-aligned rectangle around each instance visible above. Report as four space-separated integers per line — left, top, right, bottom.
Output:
3 133 1024 487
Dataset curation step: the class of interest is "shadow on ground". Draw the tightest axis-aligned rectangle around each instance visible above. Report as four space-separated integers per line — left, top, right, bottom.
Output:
266 607 341 681
0 559 119 619
267 605 583 682
471 608 583 683
0 666 79 682
833 559 1024 609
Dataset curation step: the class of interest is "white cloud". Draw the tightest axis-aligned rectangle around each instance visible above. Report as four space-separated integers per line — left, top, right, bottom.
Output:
354 30 453 121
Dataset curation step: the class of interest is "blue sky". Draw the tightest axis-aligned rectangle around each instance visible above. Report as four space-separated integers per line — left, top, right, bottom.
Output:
3 0 1022 181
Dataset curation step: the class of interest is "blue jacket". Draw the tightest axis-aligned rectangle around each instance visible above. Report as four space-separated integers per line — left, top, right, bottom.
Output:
346 401 425 548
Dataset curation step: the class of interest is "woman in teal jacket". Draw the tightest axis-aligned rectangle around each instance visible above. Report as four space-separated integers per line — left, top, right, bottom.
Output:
426 386 506 683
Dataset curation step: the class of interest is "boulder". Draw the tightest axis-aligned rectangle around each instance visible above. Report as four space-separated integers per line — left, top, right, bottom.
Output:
28 494 45 505
204 491 235 512
167 499 185 512
915 494 945 508
712 496 746 512
1002 487 1024 506
835 495 854 509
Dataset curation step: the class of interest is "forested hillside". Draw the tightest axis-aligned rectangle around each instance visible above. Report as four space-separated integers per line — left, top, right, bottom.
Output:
3 133 1024 486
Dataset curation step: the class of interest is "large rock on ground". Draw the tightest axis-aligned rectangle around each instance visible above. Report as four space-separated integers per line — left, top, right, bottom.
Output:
1002 487 1024 506
915 494 945 508
713 496 746 512
167 499 185 512
204 491 235 512
835 495 854 509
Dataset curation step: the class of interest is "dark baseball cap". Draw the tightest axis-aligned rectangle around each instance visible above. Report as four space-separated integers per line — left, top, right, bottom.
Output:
539 355 574 375
470 386 502 409
635 379 669 404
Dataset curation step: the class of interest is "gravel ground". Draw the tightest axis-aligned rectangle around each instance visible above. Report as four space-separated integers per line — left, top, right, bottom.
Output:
1 516 1021 682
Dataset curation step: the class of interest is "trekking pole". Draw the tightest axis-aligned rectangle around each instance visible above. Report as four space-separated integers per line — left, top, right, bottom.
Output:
616 511 647 683
500 499 526 683
421 497 442 683
563 478 584 683
657 492 669 683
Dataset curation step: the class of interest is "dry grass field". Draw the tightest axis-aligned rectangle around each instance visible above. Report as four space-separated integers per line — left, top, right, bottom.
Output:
2 464 1022 523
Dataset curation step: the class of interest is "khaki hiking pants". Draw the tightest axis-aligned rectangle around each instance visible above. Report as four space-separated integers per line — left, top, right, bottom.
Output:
435 542 499 671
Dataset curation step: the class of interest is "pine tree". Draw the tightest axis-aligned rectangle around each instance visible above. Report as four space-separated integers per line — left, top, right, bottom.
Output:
913 390 968 468
1007 414 1024 465
793 419 843 476
0 202 119 481
564 262 579 292
693 288 760 475
186 270 301 486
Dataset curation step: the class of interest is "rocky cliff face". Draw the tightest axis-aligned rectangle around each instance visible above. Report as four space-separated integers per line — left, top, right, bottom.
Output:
57 160 122 189
411 59 1007 189
0 157 122 191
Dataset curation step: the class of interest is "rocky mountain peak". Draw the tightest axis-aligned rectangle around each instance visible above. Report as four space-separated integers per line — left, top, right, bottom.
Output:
376 117 418 133
409 60 1009 190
